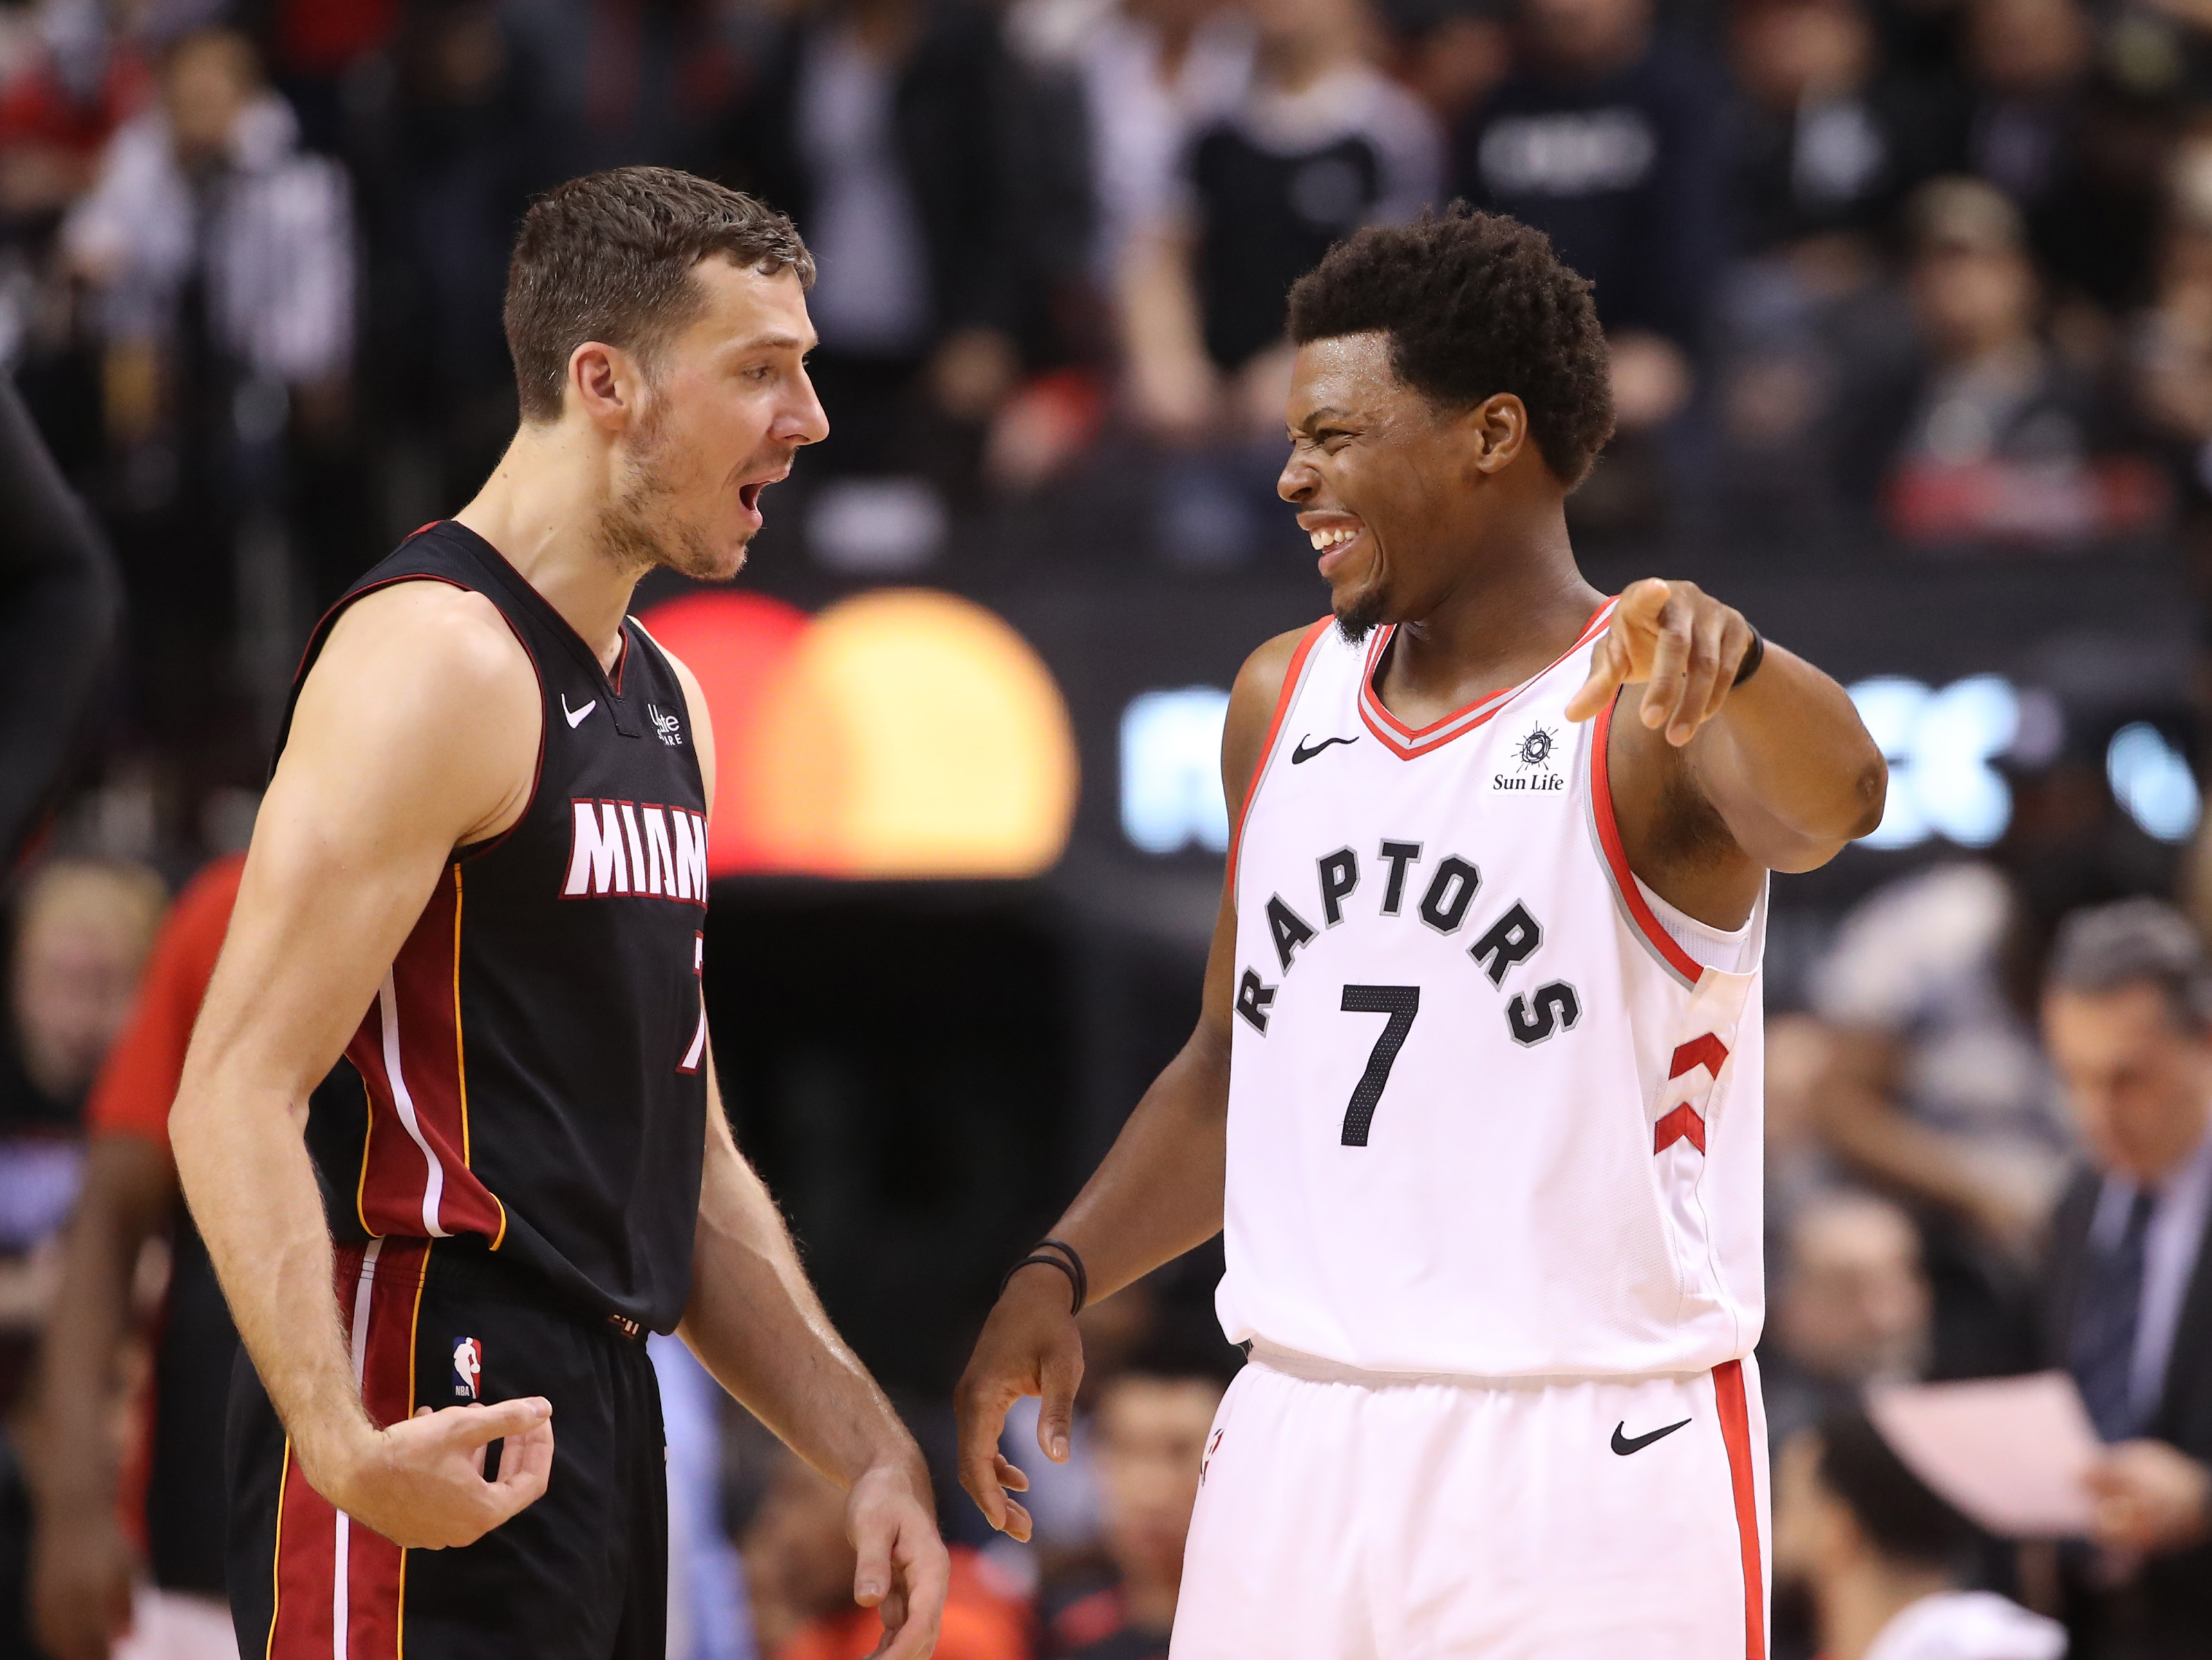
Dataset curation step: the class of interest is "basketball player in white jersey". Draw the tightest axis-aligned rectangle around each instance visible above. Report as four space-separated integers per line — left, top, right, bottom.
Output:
955 206 1888 1659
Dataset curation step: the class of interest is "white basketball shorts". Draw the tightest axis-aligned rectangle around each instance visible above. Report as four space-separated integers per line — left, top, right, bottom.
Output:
1171 1343 1770 1660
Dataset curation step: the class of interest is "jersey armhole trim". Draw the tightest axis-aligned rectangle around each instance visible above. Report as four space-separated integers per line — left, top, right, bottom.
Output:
1586 694 1705 989
1226 618 1332 891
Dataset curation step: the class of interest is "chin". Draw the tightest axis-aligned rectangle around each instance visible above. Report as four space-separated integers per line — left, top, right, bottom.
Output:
1333 581 1388 644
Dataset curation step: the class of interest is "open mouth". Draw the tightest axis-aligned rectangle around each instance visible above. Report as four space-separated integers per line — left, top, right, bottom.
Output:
1304 518 1367 578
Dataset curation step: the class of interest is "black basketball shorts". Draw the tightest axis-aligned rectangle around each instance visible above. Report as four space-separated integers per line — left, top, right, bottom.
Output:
227 1238 667 1660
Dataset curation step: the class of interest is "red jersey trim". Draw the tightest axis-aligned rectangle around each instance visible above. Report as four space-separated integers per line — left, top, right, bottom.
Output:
1714 1359 1768 1660
1356 600 1615 760
1586 695 1705 988
265 1239 427 1660
1226 619 1332 882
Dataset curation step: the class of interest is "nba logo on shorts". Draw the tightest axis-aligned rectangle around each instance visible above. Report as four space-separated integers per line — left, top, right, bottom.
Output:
452 1337 483 1402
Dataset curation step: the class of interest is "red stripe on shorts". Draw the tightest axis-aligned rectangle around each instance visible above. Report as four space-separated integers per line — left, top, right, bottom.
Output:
265 1239 429 1660
1713 1359 1765 1660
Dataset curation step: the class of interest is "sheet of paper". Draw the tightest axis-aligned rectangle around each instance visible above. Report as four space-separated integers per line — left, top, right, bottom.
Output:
1866 1371 2102 1538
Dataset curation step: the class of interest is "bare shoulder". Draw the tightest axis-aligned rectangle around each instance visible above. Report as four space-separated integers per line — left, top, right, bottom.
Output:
310 579 534 704
281 579 540 845
1221 622 1325 815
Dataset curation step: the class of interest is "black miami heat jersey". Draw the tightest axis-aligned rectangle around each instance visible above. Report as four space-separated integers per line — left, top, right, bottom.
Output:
275 521 709 1332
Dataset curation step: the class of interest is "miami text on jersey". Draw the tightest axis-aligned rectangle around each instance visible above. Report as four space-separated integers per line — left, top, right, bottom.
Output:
563 800 710 902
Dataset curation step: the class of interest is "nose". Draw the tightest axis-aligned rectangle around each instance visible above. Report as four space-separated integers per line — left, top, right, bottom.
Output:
1277 449 1315 504
782 366 830 447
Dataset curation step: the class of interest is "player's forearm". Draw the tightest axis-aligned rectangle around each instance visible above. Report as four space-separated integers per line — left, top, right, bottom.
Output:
1703 645 1886 864
26 1140 170 1509
1032 1020 1232 1305
681 1144 926 1495
171 1073 366 1481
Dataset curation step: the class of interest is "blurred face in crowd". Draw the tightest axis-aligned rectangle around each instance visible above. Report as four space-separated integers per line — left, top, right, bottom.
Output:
1777 1194 1931 1384
593 258 827 583
1732 0 1874 112
1967 0 2089 97
165 30 259 166
1243 0 1368 68
1910 241 2039 362
2044 981 2212 1185
1521 0 1653 78
1280 332 1556 639
1094 1374 1225 1591
10 863 162 1102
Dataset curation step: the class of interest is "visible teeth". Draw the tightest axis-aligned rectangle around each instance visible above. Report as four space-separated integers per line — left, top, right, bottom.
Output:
1308 527 1359 551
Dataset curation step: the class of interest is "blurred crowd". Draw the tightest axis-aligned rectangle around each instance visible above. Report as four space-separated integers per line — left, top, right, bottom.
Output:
15 0 2212 851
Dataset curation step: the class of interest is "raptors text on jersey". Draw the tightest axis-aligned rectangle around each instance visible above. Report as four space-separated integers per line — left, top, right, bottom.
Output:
1217 601 1768 1379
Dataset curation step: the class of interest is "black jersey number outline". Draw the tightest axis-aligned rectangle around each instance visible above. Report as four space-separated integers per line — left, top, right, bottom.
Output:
1338 985 1421 1146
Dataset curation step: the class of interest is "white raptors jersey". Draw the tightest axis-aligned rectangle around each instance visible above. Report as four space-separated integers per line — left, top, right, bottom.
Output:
1217 603 1768 1379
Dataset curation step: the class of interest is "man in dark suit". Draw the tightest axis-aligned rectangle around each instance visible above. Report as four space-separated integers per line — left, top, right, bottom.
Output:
2041 898 2212 1659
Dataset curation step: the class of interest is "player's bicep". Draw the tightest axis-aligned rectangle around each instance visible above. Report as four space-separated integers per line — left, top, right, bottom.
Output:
186 592 537 1100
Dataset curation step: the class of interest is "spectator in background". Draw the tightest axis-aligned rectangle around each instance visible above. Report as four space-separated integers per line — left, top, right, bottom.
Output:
1763 1189 1935 1447
1041 1350 1228 1660
60 26 354 751
1771 1409 2065 1660
2036 900 2212 1660
27 854 241 1660
2123 136 2212 556
0 857 163 1660
1118 0 1439 449
741 1444 1030 1660
1455 0 1725 441
1803 750 2137 1378
720 0 1044 485
1382 0 1512 129
1834 176 2155 543
1728 0 1942 259
1956 0 2166 317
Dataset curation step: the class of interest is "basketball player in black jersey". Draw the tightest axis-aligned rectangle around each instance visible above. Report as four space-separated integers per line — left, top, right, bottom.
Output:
169 170 948 1659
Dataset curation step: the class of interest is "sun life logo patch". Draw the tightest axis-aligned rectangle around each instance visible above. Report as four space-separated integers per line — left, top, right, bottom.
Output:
1494 721 1564 793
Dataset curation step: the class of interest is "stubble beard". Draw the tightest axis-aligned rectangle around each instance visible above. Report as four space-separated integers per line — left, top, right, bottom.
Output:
597 409 742 583
1335 581 1387 644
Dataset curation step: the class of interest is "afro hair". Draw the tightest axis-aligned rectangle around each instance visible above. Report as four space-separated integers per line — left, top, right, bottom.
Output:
1285 204 1615 487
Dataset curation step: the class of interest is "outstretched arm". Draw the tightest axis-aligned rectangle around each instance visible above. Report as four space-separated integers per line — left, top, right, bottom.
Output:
1565 578 1886 923
169 583 554 1549
953 626 1305 1540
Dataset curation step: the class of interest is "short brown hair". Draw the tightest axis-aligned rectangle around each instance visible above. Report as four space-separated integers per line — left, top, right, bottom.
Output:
503 167 815 423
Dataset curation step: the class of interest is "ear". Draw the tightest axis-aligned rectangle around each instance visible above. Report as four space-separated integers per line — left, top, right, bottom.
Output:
1460 393 1529 477
564 340 646 433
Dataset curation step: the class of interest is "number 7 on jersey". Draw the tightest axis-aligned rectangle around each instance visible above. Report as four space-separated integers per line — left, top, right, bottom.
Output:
1339 985 1419 1146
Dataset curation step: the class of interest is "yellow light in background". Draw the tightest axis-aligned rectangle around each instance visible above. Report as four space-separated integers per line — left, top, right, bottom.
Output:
749 590 1079 878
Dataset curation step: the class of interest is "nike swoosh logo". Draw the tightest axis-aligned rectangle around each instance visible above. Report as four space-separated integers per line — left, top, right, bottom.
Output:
562 695 597 729
1291 735 1357 764
1611 1417 1691 1455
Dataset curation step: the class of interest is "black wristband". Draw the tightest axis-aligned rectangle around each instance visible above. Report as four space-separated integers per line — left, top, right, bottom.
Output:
1033 1237 1088 1313
1732 628 1764 689
1000 1253 1084 1315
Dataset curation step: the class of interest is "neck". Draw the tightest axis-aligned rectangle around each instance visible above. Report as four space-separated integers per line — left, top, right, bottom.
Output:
454 422 640 672
1820 1558 1955 1660
1262 30 1351 93
1386 498 1600 704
